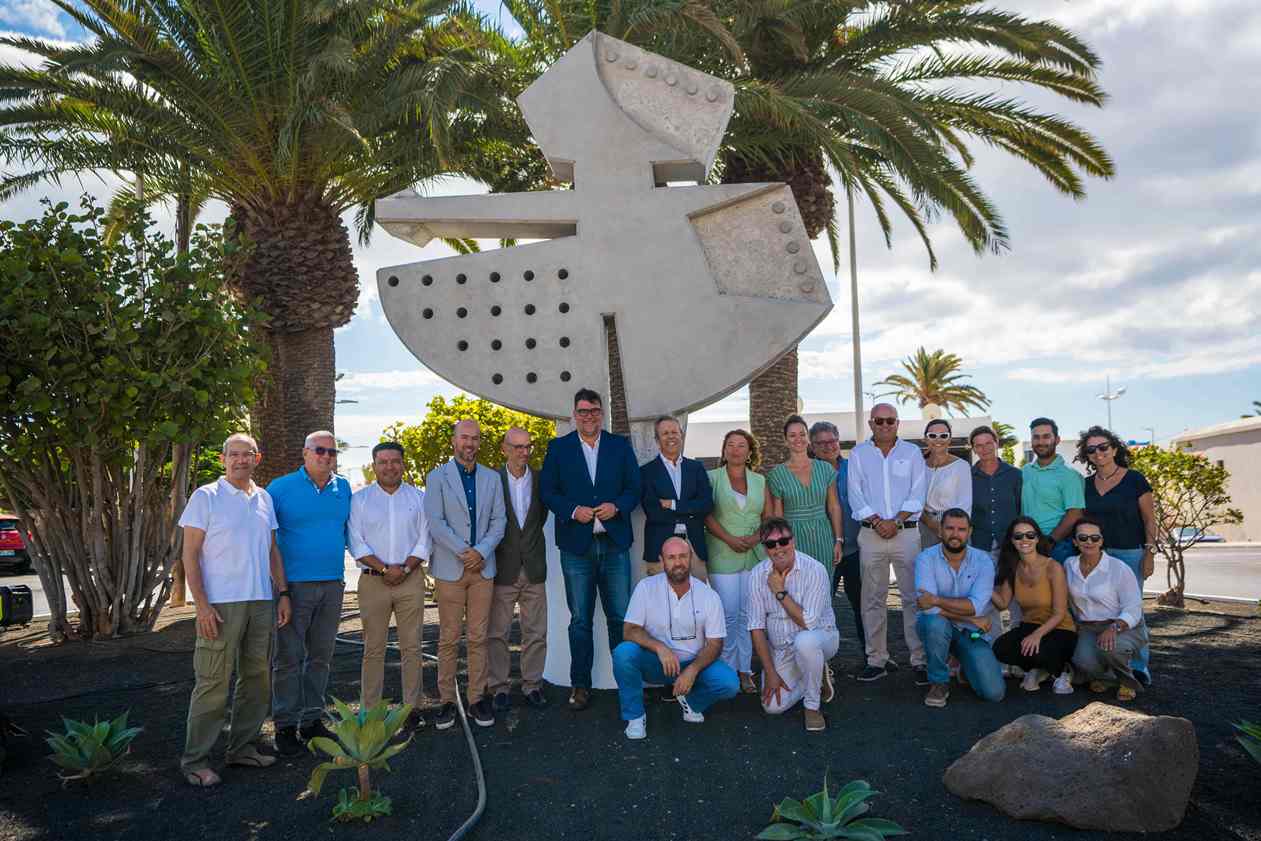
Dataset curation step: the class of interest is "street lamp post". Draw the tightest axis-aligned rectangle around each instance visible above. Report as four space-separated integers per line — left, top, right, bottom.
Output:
847 185 864 445
1097 375 1126 430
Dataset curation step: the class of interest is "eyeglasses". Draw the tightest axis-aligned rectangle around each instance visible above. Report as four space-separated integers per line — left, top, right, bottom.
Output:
574 407 602 418
310 446 340 457
506 443 533 451
1084 442 1113 455
871 417 897 426
1011 531 1038 541
762 536 793 549
1074 533 1103 543
812 438 839 448
668 589 699 641
924 432 951 441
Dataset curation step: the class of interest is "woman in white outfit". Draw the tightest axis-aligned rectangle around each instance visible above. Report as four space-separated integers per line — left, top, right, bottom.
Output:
919 419 973 550
703 429 770 694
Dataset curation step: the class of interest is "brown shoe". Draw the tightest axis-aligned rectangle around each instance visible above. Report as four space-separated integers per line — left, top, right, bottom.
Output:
226 744 277 768
804 709 826 732
924 684 950 708
739 672 757 694
568 687 591 711
820 664 835 704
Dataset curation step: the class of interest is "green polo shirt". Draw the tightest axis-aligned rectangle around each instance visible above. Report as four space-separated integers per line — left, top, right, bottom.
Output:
1020 456 1085 534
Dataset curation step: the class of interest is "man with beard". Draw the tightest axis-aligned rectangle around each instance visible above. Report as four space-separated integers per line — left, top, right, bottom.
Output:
1021 418 1085 563
612 537 737 740
914 509 1006 708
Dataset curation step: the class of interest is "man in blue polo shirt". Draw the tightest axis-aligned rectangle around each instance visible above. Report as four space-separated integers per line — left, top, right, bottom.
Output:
267 430 352 755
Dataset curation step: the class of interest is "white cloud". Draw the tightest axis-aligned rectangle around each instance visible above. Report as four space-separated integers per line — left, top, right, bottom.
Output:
0 4 65 37
337 368 447 393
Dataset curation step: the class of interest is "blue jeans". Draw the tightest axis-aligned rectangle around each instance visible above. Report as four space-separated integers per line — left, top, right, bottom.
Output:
612 642 739 720
1050 538 1076 564
1109 547 1151 677
917 613 1006 702
560 536 631 688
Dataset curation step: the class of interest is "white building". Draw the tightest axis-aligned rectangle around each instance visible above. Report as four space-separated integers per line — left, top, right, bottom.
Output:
1170 416 1261 542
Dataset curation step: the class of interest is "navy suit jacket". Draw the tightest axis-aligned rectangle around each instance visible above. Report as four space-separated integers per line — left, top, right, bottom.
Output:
540 430 641 554
640 455 714 563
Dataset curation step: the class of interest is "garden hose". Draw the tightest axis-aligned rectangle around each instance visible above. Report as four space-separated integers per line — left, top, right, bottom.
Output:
334 625 486 841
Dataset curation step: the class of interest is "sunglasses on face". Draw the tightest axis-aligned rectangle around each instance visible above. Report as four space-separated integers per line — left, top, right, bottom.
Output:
1012 531 1038 541
925 432 951 441
310 446 340 457
1084 442 1113 455
871 417 897 426
1074 533 1103 543
762 536 793 549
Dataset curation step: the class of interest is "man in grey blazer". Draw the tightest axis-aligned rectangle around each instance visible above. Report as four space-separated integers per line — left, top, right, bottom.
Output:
424 419 507 730
487 427 549 713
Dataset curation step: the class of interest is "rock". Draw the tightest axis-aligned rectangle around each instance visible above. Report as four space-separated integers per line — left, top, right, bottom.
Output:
943 702 1198 832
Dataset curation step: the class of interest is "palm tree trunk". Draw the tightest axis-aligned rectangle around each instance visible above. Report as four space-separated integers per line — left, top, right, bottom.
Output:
255 327 337 484
749 350 798 469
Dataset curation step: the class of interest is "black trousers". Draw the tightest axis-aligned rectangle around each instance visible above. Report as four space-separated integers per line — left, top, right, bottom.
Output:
831 551 865 651
993 623 1078 675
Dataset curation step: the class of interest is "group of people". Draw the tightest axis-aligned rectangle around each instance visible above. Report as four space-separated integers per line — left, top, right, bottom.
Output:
176 388 1159 783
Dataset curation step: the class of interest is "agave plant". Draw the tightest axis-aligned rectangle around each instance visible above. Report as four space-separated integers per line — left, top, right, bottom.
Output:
1235 720 1261 765
307 699 413 823
45 711 142 782
757 776 907 840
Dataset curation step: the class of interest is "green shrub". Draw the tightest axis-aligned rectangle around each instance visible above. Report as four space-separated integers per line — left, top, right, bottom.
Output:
45 712 142 781
307 699 412 822
1235 720 1261 765
757 776 907 840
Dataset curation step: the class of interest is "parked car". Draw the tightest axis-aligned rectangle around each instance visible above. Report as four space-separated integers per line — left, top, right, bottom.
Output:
0 516 32 575
1170 526 1226 545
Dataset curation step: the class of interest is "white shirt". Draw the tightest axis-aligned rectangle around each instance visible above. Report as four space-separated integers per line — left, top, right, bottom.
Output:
579 433 606 534
625 573 726 658
1065 552 1143 630
348 481 430 568
659 453 687 533
847 438 927 521
747 551 837 658
178 478 277 604
506 466 531 530
925 457 973 515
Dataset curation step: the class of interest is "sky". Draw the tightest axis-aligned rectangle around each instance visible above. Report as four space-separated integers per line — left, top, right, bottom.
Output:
3 0 1260 479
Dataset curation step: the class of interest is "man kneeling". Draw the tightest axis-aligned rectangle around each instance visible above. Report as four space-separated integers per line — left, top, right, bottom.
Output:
613 537 738 740
748 518 840 732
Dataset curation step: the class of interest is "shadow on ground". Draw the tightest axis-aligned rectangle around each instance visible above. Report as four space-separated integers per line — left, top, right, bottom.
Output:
0 596 1258 841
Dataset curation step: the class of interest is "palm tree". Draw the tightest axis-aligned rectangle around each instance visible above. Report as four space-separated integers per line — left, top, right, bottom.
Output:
0 0 496 480
875 347 990 416
481 0 1113 464
1242 401 1261 418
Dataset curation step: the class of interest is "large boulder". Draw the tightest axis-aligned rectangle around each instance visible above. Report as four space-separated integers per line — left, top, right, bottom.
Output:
943 702 1198 832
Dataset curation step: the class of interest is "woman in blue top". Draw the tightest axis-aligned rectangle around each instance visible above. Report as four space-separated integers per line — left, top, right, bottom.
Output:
1076 426 1156 685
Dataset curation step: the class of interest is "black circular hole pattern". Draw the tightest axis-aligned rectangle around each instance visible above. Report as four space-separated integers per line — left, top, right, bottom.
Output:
559 302 570 314
525 338 537 350
560 371 572 382
490 272 501 283
491 339 502 351
559 337 570 348
457 340 468 351
558 268 569 279
524 270 534 281
524 304 536 315
387 275 399 287
457 307 468 318
491 305 502 317
526 372 538 384
492 373 503 385
457 273 467 284
422 275 433 286
422 308 434 319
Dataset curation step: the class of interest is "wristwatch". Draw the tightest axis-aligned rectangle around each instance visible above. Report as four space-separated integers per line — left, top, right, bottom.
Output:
776 590 788 602
1111 621 1124 633
276 590 291 600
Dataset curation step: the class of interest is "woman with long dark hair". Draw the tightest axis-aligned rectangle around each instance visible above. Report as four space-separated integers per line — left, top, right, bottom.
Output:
1075 426 1156 685
990 516 1078 694
767 415 843 579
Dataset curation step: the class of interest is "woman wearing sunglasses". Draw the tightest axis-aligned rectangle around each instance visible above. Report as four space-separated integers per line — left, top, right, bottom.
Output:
920 419 972 550
990 517 1077 694
1075 426 1156 686
1064 515 1149 701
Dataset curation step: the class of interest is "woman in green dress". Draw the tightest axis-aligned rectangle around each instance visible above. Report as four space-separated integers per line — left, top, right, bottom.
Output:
767 415 844 578
704 429 771 694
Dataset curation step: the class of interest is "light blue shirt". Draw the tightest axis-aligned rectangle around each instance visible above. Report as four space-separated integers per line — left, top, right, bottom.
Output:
914 543 996 640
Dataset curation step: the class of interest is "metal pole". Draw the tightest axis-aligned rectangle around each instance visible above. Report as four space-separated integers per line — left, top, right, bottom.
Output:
848 185 863 444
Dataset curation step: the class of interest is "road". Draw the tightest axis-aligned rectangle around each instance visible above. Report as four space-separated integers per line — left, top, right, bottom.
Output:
4 547 1259 621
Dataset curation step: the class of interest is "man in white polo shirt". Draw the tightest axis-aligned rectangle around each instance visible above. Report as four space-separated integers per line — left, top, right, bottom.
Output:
611 537 739 740
177 433 291 787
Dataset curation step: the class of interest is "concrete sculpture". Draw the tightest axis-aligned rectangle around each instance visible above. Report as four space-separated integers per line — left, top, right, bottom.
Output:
375 31 834 688
375 31 832 422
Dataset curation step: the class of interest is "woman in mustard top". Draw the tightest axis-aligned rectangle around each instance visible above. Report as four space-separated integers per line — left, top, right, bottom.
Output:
704 429 771 694
990 516 1079 694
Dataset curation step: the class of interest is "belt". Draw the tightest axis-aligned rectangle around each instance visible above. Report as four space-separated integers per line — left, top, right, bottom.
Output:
860 520 918 530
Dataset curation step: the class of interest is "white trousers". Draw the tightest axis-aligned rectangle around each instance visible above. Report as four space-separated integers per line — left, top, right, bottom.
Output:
761 628 840 714
858 527 925 668
708 571 752 673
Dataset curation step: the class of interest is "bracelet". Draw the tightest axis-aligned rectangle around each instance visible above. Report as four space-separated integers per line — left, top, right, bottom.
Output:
276 590 291 599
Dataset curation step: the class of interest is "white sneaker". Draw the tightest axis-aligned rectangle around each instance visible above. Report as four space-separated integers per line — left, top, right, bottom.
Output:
676 695 704 724
1052 672 1074 695
1021 668 1048 692
624 715 647 740
1009 665 1026 679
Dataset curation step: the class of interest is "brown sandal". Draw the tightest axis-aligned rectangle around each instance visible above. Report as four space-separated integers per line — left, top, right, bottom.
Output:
185 767 221 787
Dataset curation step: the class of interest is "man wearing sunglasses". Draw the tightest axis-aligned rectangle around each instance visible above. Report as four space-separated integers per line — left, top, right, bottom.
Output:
1021 418 1085 563
267 430 353 756
846 403 928 684
747 518 839 732
613 537 737 740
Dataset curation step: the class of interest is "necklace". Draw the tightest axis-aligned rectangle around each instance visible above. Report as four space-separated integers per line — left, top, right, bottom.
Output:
1100 465 1123 482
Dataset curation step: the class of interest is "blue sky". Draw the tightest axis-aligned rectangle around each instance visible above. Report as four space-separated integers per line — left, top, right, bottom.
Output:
3 0 1260 477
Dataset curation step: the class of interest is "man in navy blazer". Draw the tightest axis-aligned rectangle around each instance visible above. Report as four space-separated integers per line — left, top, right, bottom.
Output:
641 416 713 578
539 388 642 710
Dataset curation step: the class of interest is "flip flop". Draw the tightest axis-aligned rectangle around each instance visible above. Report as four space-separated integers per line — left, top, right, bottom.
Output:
226 748 276 768
185 768 221 787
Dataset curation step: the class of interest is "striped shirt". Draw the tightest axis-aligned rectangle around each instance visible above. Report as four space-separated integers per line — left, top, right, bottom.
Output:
746 551 837 656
